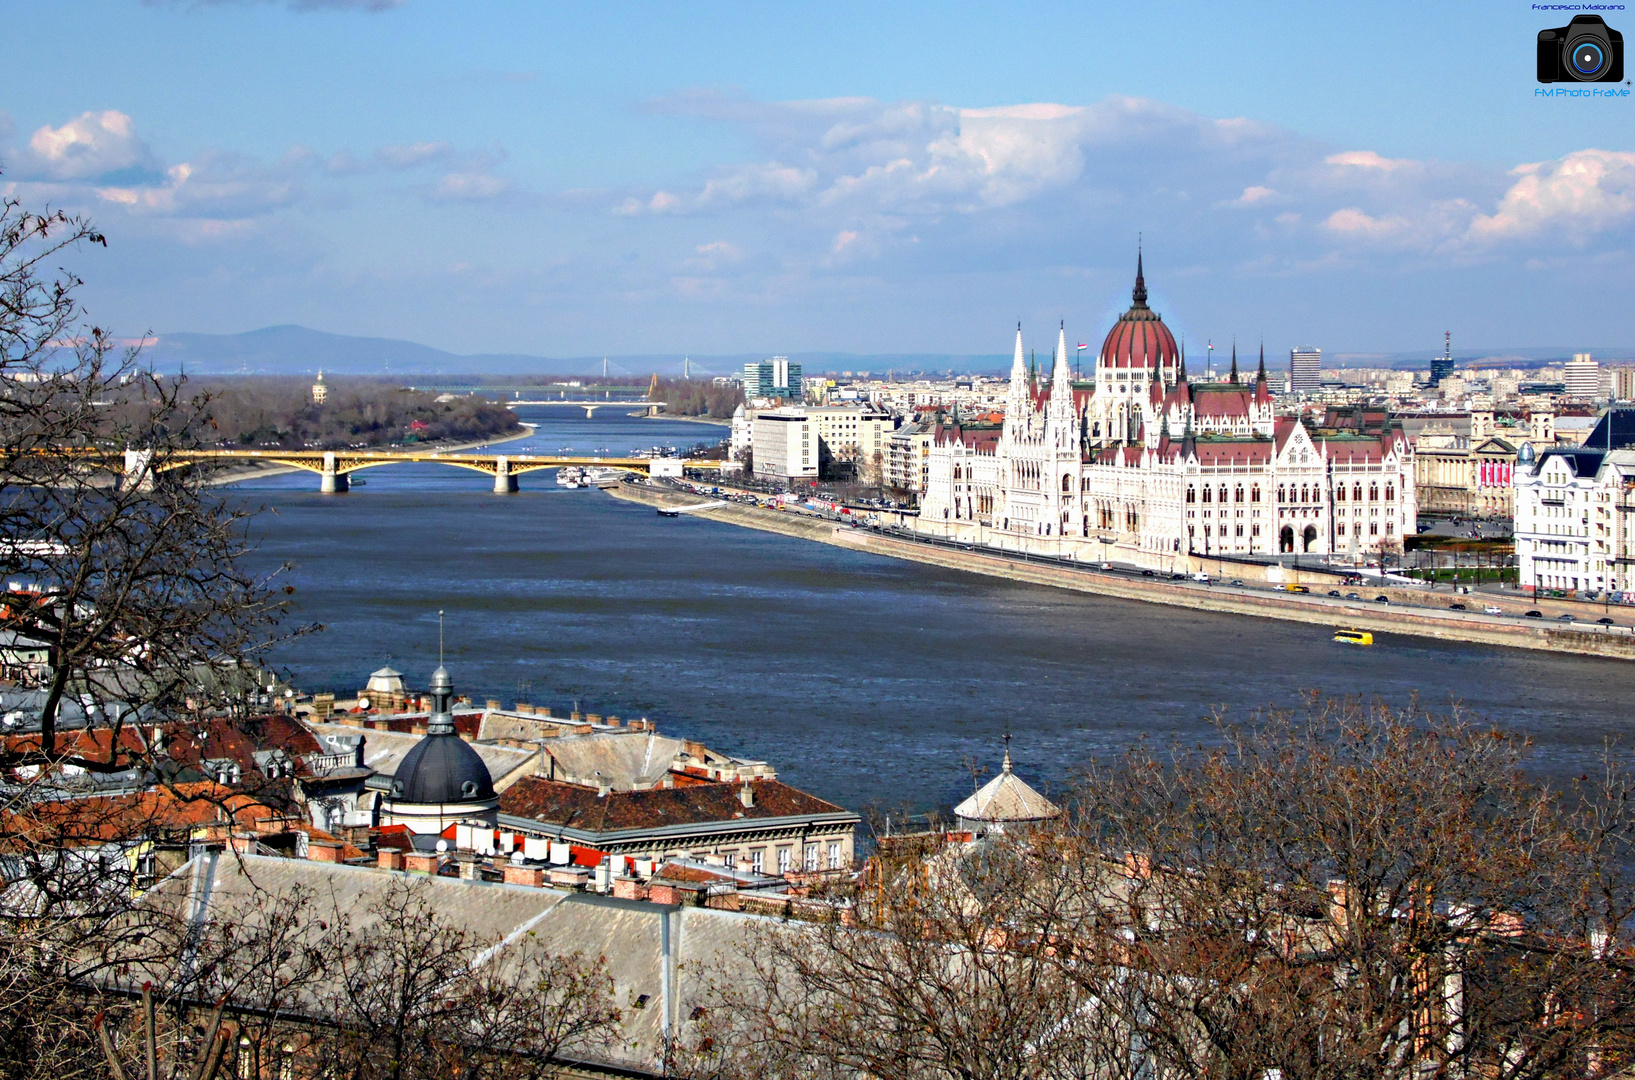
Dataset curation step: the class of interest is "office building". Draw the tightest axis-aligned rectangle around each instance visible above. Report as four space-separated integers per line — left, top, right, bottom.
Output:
742 356 803 400
751 409 817 480
1564 353 1600 401
1289 347 1322 394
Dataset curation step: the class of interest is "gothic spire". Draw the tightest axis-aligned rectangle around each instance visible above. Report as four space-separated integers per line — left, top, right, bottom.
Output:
1229 340 1239 385
1256 341 1268 385
1177 336 1188 384
1132 243 1148 308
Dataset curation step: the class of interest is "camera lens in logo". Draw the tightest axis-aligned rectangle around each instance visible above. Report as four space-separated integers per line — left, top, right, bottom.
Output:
1569 37 1607 77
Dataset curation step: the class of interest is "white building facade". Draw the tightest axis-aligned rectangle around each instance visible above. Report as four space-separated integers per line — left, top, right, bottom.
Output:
751 409 817 480
1514 411 1635 595
919 256 1416 564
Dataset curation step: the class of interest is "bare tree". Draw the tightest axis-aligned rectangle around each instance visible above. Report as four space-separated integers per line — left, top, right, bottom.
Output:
0 177 295 1076
680 697 1635 1080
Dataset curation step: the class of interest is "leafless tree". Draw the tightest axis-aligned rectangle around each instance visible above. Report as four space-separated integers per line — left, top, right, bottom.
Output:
679 696 1635 1080
0 177 298 1075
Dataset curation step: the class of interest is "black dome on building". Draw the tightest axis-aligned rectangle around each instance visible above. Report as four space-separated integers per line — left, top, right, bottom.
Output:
394 732 495 805
389 664 495 806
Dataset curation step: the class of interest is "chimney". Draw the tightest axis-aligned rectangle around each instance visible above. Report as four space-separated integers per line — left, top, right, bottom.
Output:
685 740 706 761
485 699 501 711
586 713 602 725
377 849 406 872
308 841 344 864
404 853 440 875
538 706 553 717
570 710 582 722
455 854 480 880
516 703 534 714
503 864 545 888
739 783 755 808
606 716 621 728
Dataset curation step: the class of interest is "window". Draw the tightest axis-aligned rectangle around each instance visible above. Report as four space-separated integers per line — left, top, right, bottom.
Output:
828 841 843 869
724 852 737 869
1385 484 1394 502
1235 485 1244 503
1251 484 1261 503
1369 483 1379 502
1338 523 1346 536
777 847 791 874
1353 483 1363 501
751 849 764 874
1336 485 1346 502
1277 485 1286 503
1186 486 1196 503
805 845 820 872
1218 485 1228 505
1202 486 1212 504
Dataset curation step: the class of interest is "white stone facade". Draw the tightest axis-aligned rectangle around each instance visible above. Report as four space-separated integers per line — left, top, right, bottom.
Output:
919 260 1416 564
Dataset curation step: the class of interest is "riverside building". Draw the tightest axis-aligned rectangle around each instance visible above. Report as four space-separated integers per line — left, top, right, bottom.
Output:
918 254 1416 562
1514 408 1635 595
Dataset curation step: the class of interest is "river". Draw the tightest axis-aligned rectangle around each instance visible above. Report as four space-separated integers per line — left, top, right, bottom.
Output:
235 406 1633 815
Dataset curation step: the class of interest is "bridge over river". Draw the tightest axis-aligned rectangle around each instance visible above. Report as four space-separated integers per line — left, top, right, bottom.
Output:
78 447 716 492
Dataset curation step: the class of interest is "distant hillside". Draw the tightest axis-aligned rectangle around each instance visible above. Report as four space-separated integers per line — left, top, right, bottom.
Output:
140 325 1634 379
142 326 1010 378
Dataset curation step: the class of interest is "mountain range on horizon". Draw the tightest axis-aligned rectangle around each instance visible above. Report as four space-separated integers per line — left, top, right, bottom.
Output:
138 325 1633 380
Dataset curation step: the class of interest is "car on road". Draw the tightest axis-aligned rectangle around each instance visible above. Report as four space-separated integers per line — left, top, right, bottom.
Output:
1484 605 1503 615
1327 590 1342 598
1558 613 1575 622
1286 584 1310 594
1141 569 1155 577
1374 595 1390 604
1345 592 1361 600
1100 562 1112 570
1449 603 1467 611
1230 579 1244 587
1191 571 1211 583
1524 610 1543 618
1170 572 1187 580
1597 616 1617 625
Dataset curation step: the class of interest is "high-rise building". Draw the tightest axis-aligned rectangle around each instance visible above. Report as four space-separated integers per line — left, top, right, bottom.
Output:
1610 365 1635 402
1430 332 1455 386
1564 352 1601 401
1289 347 1321 394
742 356 803 400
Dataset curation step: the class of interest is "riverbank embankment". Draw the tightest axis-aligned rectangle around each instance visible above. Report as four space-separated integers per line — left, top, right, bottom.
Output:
608 481 1635 662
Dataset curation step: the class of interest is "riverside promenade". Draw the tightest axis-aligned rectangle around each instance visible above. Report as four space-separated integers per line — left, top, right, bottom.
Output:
610 480 1635 662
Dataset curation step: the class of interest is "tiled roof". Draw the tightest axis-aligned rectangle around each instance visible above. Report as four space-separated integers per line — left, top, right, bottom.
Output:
499 777 853 835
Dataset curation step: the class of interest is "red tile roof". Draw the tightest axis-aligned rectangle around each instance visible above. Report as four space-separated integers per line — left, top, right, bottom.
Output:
498 777 852 834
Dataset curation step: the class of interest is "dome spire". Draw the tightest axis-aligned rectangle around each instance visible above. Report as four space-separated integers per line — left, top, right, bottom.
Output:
1132 240 1148 308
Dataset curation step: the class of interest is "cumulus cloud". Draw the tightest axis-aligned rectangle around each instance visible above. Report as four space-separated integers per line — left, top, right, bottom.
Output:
22 110 160 182
427 169 514 202
1469 149 1635 243
614 92 1635 279
94 148 307 220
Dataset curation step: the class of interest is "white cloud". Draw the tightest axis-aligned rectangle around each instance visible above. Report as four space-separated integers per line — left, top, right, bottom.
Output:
427 170 514 202
23 110 159 181
1325 150 1413 171
1469 149 1635 243
327 140 455 174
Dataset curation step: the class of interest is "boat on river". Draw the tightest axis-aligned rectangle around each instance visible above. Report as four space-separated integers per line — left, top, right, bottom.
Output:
556 467 585 488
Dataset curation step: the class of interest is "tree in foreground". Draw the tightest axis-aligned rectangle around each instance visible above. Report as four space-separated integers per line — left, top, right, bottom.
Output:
680 695 1635 1080
0 177 291 1078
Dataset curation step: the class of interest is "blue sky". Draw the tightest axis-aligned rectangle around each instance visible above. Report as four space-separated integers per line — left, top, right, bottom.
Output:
2 0 1633 361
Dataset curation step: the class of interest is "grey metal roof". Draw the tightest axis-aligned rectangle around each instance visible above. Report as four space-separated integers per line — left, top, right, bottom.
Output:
126 853 767 1076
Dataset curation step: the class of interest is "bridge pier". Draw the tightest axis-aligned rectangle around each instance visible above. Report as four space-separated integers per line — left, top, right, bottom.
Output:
320 452 349 493
582 406 598 418
121 448 155 492
492 456 518 493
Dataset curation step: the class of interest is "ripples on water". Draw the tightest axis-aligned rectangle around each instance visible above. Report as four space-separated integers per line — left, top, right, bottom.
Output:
235 407 1633 813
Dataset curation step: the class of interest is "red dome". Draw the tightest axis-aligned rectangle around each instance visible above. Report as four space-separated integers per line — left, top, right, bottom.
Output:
1099 253 1179 371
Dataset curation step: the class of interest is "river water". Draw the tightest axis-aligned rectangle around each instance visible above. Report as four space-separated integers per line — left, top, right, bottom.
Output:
235 407 1632 815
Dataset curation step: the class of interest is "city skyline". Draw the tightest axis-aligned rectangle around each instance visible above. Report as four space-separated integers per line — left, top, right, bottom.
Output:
1 1 1630 358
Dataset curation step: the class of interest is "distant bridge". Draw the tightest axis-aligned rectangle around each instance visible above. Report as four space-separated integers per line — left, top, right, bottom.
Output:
509 400 665 418
62 448 714 493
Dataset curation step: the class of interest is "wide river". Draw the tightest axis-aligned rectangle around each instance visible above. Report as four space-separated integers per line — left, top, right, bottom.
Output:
237 407 1631 815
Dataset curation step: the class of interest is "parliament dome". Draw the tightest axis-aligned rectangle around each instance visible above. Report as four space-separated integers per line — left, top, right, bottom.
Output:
1099 251 1180 372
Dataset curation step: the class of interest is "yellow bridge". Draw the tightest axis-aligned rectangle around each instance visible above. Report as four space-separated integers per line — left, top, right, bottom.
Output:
91 448 713 493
